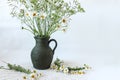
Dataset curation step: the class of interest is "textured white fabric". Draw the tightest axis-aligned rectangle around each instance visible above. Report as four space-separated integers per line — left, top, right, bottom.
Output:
0 51 120 80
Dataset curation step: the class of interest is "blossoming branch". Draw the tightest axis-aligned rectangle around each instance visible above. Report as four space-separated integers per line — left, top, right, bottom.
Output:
8 0 85 37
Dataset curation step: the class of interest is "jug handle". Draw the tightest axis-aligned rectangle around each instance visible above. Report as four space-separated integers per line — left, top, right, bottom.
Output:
48 39 57 55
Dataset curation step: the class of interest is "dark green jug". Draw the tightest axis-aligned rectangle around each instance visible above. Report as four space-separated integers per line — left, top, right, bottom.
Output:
31 36 57 69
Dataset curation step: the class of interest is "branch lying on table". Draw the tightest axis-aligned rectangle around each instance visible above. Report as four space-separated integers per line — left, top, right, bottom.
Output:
0 60 32 74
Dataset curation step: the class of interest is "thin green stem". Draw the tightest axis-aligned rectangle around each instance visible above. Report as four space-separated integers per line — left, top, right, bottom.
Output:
22 27 34 34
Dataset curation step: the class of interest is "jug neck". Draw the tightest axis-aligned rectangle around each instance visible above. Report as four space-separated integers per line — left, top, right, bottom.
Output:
34 36 50 46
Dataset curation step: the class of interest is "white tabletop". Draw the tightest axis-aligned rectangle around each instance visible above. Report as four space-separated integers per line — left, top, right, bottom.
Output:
0 50 120 80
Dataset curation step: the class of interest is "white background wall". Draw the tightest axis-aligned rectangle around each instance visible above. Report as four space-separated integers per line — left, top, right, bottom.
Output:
0 0 120 66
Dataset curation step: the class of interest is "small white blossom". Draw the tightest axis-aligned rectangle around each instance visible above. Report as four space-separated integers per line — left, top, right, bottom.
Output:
39 73 42 76
59 65 65 71
51 64 56 69
70 71 75 74
61 17 70 26
40 13 46 19
78 70 85 75
30 73 37 79
63 68 69 73
84 64 91 70
55 66 59 70
23 76 27 80
51 64 58 70
32 11 38 17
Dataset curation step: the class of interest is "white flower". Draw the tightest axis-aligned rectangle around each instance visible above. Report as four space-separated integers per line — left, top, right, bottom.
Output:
25 13 29 16
36 73 42 79
59 65 65 71
25 11 35 18
61 17 70 26
51 64 58 70
70 71 75 74
63 68 69 73
33 70 37 73
40 13 46 19
30 73 37 79
23 76 27 80
62 18 67 23
74 71 78 74
39 73 42 76
29 72 42 80
32 12 38 17
78 71 85 75
62 29 66 32
55 66 59 70
84 64 91 70
51 64 55 69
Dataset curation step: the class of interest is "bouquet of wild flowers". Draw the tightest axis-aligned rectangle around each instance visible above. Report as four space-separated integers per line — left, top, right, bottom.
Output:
8 0 84 37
